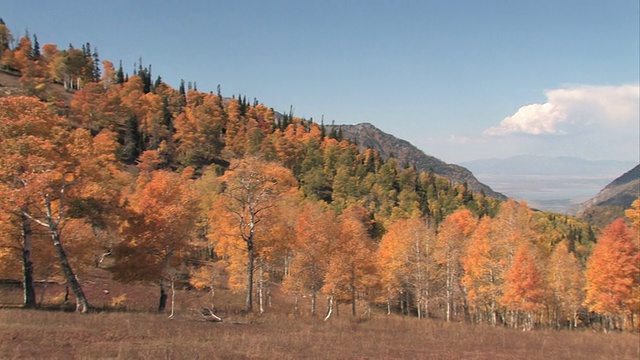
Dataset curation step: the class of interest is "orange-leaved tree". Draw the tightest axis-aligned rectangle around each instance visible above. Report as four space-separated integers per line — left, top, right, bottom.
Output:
461 216 501 325
0 96 121 312
377 216 434 317
252 193 301 313
322 205 378 317
547 240 584 329
173 91 224 167
212 157 297 311
625 197 640 231
435 208 477 322
584 218 640 330
283 201 338 316
500 242 547 330
114 167 199 312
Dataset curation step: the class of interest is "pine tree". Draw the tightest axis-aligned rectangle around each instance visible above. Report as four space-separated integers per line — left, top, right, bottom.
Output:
116 60 124 84
0 18 12 60
154 75 163 90
179 79 186 98
30 34 40 60
92 49 100 81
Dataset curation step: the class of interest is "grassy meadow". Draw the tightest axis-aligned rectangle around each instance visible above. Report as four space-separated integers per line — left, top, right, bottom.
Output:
1 271 638 360
1 307 639 359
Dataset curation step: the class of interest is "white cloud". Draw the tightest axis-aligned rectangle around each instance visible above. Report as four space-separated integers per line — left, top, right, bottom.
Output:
484 84 640 136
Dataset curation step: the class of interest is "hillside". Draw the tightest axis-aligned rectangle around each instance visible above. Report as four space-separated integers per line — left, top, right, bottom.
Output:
0 71 73 104
327 123 506 199
578 164 640 227
4 25 628 332
1 67 504 202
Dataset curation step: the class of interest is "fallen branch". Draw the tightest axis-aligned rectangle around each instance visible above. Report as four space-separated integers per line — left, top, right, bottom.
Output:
193 308 223 322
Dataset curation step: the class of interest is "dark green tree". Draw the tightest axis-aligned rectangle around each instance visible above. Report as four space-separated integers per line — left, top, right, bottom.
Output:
116 60 125 84
92 49 100 81
30 34 40 60
179 79 186 98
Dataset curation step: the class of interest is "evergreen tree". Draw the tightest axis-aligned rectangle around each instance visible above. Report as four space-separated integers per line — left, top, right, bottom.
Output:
116 60 124 84
154 75 163 90
217 84 222 99
82 42 91 57
179 79 186 98
30 34 40 60
92 49 101 81
0 18 12 56
138 63 152 93
320 117 326 140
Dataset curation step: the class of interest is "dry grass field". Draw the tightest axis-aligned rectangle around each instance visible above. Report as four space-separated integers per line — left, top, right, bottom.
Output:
1 307 639 360
1 267 638 359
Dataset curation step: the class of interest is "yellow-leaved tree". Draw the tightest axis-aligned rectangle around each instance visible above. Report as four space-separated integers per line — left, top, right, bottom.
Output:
322 205 378 318
377 216 434 317
211 157 297 312
435 208 477 322
283 202 338 316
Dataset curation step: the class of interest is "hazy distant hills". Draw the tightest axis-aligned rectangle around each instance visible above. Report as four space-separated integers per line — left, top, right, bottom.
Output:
326 123 506 200
460 155 636 177
460 155 637 213
578 164 640 227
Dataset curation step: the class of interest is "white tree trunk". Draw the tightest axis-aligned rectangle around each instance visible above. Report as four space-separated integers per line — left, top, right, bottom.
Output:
168 279 176 319
323 295 333 321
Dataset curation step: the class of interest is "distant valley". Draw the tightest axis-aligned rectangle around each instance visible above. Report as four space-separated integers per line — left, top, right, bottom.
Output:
460 155 637 213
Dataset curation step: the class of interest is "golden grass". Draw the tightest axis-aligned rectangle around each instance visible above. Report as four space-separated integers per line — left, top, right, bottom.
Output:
1 309 638 360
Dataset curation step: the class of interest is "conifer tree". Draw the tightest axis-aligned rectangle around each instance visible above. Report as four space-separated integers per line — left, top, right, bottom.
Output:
92 49 100 81
30 34 40 60
116 60 124 84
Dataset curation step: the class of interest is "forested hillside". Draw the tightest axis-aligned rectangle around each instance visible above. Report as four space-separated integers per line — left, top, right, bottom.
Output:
326 123 505 199
0 20 638 331
579 164 640 227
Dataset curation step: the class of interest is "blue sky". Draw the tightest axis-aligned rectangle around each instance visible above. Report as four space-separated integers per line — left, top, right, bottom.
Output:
5 0 639 163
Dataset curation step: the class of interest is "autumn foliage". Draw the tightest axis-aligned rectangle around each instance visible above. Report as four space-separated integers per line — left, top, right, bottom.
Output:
584 219 639 330
0 23 638 333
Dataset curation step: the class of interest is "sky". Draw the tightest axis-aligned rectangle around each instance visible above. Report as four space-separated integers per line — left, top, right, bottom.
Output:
5 0 639 163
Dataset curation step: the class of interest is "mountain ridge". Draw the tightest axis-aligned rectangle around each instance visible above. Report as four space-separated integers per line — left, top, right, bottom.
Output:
577 164 640 227
326 123 506 200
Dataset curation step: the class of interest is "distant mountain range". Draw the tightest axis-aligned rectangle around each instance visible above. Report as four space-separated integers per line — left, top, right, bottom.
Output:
326 123 506 199
459 155 637 213
460 155 636 177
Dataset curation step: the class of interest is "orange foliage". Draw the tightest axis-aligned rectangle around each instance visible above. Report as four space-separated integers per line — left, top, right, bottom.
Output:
548 241 584 327
377 216 432 316
461 216 500 318
114 170 199 283
584 219 640 323
625 197 640 231
284 202 337 314
500 242 546 313
210 158 297 310
323 205 378 315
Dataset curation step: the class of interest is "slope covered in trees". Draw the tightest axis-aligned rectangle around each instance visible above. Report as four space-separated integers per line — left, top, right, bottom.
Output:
578 164 640 227
0 20 638 331
327 123 505 199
